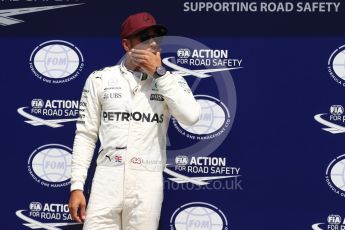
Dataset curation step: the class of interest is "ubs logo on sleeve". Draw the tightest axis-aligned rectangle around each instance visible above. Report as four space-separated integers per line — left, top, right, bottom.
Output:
150 94 164 101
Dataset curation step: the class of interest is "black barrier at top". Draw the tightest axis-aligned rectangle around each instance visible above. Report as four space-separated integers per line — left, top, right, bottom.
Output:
0 0 344 36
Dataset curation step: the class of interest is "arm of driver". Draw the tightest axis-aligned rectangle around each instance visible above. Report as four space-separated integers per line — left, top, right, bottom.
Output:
130 49 200 124
69 190 86 223
70 72 102 191
156 72 200 126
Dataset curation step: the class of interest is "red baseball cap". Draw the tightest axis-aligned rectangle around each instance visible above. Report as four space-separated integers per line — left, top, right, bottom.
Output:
120 12 167 39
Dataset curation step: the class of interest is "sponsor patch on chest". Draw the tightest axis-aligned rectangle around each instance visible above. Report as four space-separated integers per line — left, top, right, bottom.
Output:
150 94 164 101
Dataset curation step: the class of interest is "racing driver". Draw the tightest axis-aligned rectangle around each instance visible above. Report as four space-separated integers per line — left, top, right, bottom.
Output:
68 12 200 230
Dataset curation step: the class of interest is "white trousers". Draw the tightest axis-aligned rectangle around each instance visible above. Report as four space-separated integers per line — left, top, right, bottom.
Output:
83 166 163 230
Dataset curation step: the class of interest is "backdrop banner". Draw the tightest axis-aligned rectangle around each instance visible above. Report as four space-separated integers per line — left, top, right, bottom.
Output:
1 1 344 230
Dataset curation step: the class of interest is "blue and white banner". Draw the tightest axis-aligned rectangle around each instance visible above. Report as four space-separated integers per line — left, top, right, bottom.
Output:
1 0 345 229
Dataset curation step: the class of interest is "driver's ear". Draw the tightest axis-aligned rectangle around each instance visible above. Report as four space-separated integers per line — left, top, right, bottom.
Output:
122 38 131 52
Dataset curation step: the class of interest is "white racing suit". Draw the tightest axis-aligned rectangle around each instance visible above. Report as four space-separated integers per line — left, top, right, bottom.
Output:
70 62 200 230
